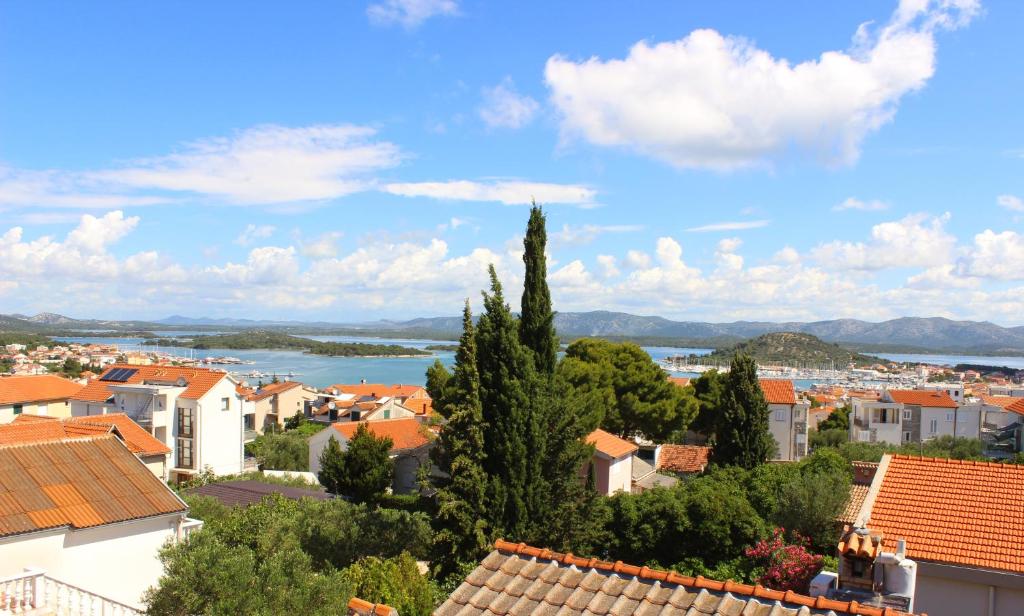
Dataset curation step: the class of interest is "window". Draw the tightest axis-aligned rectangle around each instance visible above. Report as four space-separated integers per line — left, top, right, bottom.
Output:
775 410 785 421
851 559 866 578
383 409 391 419
903 431 912 443
177 407 193 438
13 404 23 415
929 419 938 434
243 414 255 431
221 397 230 411
176 438 194 469
903 410 912 421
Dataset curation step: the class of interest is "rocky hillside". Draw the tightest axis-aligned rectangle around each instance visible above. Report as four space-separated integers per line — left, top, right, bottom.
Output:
698 332 880 367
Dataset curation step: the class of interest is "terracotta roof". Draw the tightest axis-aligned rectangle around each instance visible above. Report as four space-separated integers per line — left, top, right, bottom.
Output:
436 540 916 616
0 435 186 538
347 597 397 616
586 429 638 459
403 398 433 416
1007 398 1024 417
667 376 691 388
0 420 110 446
866 454 1024 574
838 528 884 560
330 383 425 399
5 413 170 457
71 364 228 403
657 444 710 474
759 379 797 405
330 418 433 452
244 380 302 402
0 375 83 406
839 484 870 525
884 390 957 408
980 395 1024 410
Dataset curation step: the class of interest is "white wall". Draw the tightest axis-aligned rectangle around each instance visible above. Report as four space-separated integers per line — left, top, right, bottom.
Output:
768 403 792 460
0 514 183 608
196 378 245 475
916 572 1024 616
919 406 978 440
607 454 632 494
308 427 341 475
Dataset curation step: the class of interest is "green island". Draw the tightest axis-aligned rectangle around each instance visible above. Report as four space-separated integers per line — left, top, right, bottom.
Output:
423 343 459 352
691 332 881 367
142 329 430 357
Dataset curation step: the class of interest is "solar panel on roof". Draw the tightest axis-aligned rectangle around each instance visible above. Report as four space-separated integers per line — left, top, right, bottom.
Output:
100 368 138 382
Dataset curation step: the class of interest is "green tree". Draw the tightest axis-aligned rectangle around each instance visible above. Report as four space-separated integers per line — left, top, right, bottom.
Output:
689 369 726 442
250 432 309 471
431 301 491 580
817 406 850 432
711 354 775 469
774 469 851 553
342 553 434 616
336 423 394 504
424 359 452 417
560 339 698 441
317 436 346 494
518 203 558 375
284 410 306 431
61 357 82 377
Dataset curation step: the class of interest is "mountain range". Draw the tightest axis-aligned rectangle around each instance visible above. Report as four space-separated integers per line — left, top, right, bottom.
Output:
4 311 1024 355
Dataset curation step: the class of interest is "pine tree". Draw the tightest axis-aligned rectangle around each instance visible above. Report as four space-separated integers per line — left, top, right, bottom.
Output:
336 424 395 504
711 354 775 469
431 301 490 580
425 359 452 418
476 266 534 540
519 203 559 375
317 436 345 494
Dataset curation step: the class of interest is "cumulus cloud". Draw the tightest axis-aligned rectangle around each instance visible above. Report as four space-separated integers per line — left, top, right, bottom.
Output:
382 179 596 206
596 254 619 278
544 0 978 169
234 224 276 246
686 220 769 232
479 77 540 129
957 230 1024 280
833 197 889 212
367 0 458 28
300 232 344 259
811 212 956 270
997 194 1024 212
551 223 643 246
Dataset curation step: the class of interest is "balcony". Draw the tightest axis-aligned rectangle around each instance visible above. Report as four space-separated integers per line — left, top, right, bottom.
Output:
0 567 142 615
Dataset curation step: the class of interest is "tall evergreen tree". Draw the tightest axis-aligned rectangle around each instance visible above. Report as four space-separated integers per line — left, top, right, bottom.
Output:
476 266 535 540
519 203 558 375
336 424 395 504
711 354 775 469
431 302 490 580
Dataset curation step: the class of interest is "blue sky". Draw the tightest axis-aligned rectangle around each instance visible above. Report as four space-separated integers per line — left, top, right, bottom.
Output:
1 0 1022 324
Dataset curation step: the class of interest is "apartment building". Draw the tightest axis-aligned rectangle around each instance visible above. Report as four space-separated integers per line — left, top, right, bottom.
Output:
70 365 250 481
238 380 318 432
0 374 83 423
762 379 810 461
850 389 979 446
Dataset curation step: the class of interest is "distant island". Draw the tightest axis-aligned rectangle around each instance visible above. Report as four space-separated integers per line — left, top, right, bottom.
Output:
424 344 459 352
688 332 881 368
143 330 430 358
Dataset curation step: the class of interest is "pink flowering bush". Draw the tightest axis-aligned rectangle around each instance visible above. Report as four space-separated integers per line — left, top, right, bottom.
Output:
744 528 824 594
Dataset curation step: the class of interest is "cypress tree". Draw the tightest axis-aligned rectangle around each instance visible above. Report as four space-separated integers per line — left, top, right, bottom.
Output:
476 266 534 539
711 354 775 469
519 203 558 375
431 301 490 580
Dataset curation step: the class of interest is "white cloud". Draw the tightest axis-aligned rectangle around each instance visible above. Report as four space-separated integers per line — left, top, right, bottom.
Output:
300 232 344 259
479 77 540 129
686 220 769 232
0 166 169 209
234 224 276 246
957 230 1024 280
624 250 651 269
551 223 643 246
997 194 1024 212
383 179 596 206
596 254 619 278
544 0 978 169
811 212 956 270
833 197 889 212
367 0 458 28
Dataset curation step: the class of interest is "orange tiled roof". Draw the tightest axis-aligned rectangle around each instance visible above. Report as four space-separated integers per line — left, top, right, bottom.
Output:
0 374 83 406
6 414 170 457
657 444 710 473
759 379 796 405
839 484 871 526
667 376 691 388
867 454 1024 574
0 435 186 538
885 389 957 408
72 364 228 403
838 528 884 560
1006 398 1024 417
330 418 433 452
586 428 638 459
330 383 425 399
435 540 917 616
244 380 302 402
347 597 397 616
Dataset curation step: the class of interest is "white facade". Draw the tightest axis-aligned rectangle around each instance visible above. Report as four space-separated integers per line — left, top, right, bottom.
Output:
920 383 965 404
768 401 809 461
0 513 193 609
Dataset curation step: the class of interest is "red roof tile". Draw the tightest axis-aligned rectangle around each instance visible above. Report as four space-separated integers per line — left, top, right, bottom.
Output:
7 414 170 457
72 364 228 403
347 597 397 616
885 389 957 408
979 395 1023 410
867 454 1024 574
760 379 797 405
0 435 185 538
1006 398 1024 417
330 383 425 399
657 444 710 473
667 376 691 388
244 380 302 402
0 375 83 406
330 418 433 452
586 428 638 459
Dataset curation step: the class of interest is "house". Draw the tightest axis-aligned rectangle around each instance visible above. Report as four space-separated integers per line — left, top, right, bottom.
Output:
761 379 809 461
436 540 920 616
304 383 431 424
4 413 171 479
327 383 433 417
238 380 317 432
0 374 83 423
0 434 199 610
187 479 331 508
584 428 638 495
885 389 978 442
308 418 434 494
656 444 711 475
70 364 250 481
920 382 965 404
848 454 1024 616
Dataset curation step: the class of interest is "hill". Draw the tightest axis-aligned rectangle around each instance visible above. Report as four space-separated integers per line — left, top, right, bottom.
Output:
146 330 430 357
696 332 881 367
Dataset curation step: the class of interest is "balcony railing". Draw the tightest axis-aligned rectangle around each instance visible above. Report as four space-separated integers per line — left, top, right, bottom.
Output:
0 567 142 615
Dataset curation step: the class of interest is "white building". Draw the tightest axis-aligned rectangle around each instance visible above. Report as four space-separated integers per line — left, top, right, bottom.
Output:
0 434 200 611
920 382 965 404
850 389 978 446
308 418 434 494
584 429 636 495
70 365 250 482
761 379 809 461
